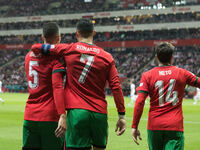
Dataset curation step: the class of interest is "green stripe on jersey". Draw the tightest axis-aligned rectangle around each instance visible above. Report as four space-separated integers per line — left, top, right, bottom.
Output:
138 90 148 94
194 77 199 85
52 69 66 74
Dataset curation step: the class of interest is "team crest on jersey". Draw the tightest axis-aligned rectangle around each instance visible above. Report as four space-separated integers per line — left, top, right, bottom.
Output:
139 83 143 87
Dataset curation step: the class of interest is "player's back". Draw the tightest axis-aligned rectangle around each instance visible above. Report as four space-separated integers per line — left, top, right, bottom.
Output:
64 42 115 114
141 65 197 131
25 51 59 122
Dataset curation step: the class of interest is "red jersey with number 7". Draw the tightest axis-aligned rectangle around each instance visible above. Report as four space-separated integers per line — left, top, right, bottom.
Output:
137 66 200 131
31 42 125 114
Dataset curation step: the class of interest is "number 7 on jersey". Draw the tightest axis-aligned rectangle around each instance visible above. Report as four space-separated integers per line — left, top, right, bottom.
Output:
78 54 95 84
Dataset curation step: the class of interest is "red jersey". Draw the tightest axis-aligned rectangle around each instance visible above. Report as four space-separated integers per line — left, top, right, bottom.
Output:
24 51 66 122
31 42 125 114
134 66 200 131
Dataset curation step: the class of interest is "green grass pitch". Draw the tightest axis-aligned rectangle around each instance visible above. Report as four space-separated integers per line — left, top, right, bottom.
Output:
0 93 200 150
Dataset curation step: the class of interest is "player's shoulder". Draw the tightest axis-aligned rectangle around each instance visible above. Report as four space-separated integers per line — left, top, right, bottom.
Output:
100 48 113 61
172 66 190 75
25 51 31 58
142 67 156 77
25 51 35 61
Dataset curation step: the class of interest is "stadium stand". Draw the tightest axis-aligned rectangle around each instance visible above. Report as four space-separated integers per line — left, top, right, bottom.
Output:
0 0 200 95
0 28 199 44
0 46 199 94
0 0 199 17
0 12 200 30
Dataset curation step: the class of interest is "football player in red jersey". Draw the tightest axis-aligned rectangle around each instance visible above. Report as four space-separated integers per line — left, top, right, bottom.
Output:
131 42 200 150
23 22 67 150
31 19 126 150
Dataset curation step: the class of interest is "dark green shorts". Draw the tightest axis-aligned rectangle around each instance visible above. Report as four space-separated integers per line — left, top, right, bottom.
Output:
66 109 108 149
23 120 64 150
147 130 184 150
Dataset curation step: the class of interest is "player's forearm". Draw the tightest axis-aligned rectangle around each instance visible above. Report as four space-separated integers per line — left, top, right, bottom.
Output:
108 63 125 115
112 88 126 114
52 72 66 115
31 43 69 56
132 93 147 129
54 88 66 115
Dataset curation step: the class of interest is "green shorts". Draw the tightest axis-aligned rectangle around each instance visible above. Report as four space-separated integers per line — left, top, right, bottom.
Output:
66 109 108 149
147 130 184 150
23 120 64 150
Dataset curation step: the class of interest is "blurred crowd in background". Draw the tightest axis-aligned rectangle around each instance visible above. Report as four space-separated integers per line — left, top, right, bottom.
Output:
0 0 199 17
0 28 200 45
0 46 199 95
0 12 200 30
0 0 200 95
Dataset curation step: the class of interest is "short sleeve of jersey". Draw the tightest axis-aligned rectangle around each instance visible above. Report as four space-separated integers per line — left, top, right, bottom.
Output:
184 69 199 86
52 57 66 74
137 73 149 95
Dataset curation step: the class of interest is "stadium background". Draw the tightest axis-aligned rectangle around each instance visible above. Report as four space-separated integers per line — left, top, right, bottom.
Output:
0 0 200 149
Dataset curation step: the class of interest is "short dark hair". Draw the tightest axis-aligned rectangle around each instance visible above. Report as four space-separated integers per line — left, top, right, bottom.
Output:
43 22 59 38
155 42 175 64
76 19 94 38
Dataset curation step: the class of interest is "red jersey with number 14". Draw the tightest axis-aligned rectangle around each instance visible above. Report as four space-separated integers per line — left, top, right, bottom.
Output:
137 66 200 131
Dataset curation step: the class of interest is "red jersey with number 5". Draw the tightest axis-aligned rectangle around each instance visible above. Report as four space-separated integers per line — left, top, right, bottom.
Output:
24 52 65 122
32 42 125 114
137 66 200 131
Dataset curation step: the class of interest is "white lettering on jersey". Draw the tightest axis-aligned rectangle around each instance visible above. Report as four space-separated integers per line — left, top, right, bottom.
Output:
76 45 100 54
159 70 172 76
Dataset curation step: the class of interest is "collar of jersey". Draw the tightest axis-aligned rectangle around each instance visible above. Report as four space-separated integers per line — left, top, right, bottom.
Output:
80 42 96 46
157 65 173 67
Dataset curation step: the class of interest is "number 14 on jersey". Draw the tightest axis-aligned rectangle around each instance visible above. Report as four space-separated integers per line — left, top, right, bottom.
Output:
155 79 179 106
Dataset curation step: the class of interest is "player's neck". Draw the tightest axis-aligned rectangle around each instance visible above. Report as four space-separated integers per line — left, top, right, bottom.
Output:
79 38 93 45
43 40 56 45
158 63 171 67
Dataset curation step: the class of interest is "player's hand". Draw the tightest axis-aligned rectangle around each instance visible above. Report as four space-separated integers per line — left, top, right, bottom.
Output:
132 128 142 145
55 114 67 138
115 118 126 136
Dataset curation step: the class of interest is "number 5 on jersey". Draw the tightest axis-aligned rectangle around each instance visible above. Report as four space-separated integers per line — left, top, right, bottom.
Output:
29 61 39 89
78 54 95 84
